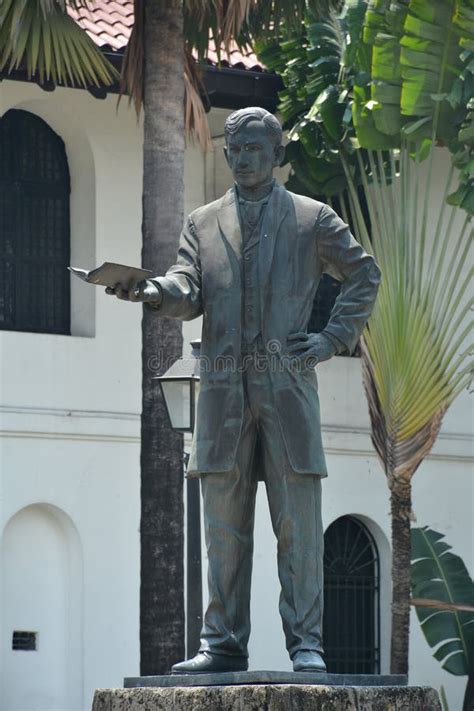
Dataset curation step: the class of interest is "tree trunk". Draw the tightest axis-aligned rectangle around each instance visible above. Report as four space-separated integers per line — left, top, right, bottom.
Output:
390 479 412 675
463 672 474 711
140 0 185 675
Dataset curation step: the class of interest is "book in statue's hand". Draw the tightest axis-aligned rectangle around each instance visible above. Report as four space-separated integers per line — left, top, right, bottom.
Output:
68 262 153 290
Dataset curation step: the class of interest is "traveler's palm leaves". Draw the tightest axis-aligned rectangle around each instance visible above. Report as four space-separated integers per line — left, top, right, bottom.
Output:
342 145 473 486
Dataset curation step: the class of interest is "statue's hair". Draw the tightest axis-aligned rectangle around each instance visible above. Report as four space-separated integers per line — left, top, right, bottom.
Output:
224 107 282 147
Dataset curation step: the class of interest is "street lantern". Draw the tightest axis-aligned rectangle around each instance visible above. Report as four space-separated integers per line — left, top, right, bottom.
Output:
154 339 202 658
155 339 201 433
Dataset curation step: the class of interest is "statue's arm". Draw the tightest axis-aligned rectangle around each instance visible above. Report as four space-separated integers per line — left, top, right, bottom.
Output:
315 204 381 354
144 217 202 321
112 217 201 321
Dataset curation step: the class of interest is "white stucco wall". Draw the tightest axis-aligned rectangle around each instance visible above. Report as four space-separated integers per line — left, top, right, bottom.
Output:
0 87 472 711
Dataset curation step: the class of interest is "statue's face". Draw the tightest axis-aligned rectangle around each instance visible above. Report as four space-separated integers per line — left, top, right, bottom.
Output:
224 120 283 190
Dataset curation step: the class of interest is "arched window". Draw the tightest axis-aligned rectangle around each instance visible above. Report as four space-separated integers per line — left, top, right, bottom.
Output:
323 515 380 674
0 109 70 334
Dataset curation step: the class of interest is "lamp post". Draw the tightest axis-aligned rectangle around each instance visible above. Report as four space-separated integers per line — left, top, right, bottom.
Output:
154 339 202 657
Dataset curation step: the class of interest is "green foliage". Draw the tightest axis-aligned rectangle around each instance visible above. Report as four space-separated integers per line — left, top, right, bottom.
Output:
256 0 474 213
358 0 409 138
360 0 474 211
399 0 463 140
256 0 371 197
411 527 474 676
0 0 118 87
447 2 474 211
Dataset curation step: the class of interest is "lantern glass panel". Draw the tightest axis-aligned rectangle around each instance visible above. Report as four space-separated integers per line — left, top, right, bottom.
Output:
161 379 191 430
193 379 201 430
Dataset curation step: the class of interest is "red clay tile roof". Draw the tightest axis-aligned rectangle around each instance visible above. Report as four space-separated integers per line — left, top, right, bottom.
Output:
68 0 263 71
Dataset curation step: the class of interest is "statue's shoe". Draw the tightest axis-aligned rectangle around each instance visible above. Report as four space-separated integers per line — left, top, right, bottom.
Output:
292 650 327 672
171 651 248 674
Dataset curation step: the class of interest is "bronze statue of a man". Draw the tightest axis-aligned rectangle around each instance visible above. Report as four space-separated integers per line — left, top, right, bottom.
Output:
108 107 380 674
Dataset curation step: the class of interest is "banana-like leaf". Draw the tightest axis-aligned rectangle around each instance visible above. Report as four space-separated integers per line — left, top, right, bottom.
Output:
399 0 465 142
351 0 405 148
283 140 337 194
0 0 118 87
354 0 474 212
447 4 474 214
363 0 410 136
352 80 401 149
411 526 474 676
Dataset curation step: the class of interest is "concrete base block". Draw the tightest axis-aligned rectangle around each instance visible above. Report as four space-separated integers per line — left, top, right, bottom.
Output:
93 684 441 710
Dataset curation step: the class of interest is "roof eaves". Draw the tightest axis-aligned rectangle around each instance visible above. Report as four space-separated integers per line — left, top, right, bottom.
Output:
1 48 281 111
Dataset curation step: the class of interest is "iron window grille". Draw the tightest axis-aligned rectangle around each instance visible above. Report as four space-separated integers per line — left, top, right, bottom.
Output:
0 109 71 335
323 515 380 674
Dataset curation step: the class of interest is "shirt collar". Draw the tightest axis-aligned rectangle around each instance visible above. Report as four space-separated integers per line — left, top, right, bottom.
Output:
235 178 275 205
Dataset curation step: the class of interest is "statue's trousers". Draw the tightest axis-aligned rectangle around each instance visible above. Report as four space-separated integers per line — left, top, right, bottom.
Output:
198 357 324 659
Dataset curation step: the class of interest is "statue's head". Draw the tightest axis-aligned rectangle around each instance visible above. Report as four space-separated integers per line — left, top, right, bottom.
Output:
224 107 285 191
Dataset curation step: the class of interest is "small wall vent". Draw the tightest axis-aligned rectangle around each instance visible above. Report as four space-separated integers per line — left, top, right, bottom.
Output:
12 631 37 651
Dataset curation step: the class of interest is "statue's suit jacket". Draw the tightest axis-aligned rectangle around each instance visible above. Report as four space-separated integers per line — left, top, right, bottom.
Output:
150 183 380 476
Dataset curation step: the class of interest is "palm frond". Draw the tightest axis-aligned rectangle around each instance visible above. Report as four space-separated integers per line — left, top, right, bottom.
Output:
184 0 250 61
361 340 446 482
118 0 143 115
346 144 473 483
184 47 211 150
243 0 308 42
39 0 91 12
0 0 118 87
119 0 211 150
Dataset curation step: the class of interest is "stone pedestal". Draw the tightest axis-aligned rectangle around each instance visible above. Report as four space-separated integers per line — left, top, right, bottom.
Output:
92 672 441 710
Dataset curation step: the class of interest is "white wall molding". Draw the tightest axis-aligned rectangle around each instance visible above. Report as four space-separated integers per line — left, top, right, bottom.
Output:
0 405 140 443
1 405 471 461
0 404 140 420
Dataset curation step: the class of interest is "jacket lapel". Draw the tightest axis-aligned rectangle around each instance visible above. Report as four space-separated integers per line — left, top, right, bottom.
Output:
259 183 291 290
216 183 292 289
217 188 242 265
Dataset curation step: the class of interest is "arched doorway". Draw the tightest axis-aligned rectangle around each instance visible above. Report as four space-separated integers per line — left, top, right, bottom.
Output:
0 504 83 710
323 515 380 674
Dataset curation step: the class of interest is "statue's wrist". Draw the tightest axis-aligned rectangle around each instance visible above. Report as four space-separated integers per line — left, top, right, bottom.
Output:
320 331 343 356
142 280 163 305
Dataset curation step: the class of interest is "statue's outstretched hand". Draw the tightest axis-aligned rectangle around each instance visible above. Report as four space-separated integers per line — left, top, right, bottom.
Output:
105 279 162 304
287 332 337 369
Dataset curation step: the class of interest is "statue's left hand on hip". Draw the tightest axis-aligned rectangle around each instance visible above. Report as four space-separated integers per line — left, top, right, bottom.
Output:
287 332 337 369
